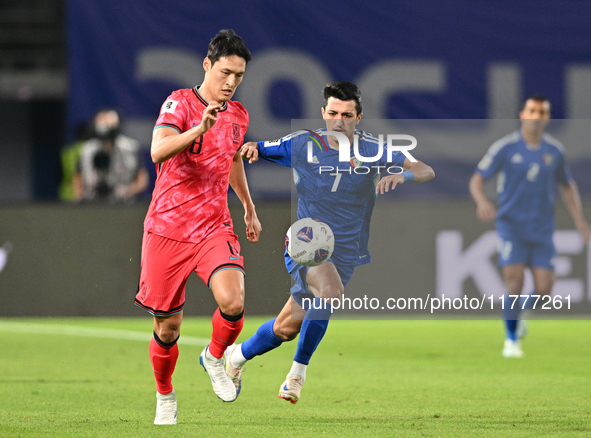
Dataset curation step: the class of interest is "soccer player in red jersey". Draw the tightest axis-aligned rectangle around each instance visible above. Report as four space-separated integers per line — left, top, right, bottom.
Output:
134 29 261 425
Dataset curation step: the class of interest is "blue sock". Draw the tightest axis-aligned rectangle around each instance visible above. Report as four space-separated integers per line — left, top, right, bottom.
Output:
293 297 333 365
502 291 535 341
241 318 283 360
502 294 520 341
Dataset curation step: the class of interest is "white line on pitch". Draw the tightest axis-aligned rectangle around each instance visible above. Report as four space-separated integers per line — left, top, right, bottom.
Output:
0 321 209 346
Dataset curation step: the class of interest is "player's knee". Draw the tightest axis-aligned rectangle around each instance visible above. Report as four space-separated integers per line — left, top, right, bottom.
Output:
218 293 244 316
219 301 244 317
154 316 181 343
504 275 524 294
216 287 245 316
535 283 553 296
317 283 344 301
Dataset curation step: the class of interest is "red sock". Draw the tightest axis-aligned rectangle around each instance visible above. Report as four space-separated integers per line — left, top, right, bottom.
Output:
149 335 179 395
209 308 244 358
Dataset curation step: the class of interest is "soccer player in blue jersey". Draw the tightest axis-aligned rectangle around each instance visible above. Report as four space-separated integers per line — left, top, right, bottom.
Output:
225 81 435 403
469 95 590 358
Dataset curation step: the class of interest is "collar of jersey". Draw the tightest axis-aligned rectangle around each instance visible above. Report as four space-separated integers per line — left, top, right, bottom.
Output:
193 86 228 111
318 128 361 151
517 129 543 151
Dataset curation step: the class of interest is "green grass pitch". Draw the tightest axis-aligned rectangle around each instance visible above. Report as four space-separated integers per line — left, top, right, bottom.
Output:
0 317 589 437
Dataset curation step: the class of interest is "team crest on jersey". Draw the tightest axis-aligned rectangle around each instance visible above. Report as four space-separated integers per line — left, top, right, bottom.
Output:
349 157 364 168
162 99 178 114
232 123 240 144
543 153 554 166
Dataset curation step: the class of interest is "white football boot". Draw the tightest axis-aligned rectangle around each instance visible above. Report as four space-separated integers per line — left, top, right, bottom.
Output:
199 346 237 402
502 339 524 358
154 390 177 425
278 375 304 404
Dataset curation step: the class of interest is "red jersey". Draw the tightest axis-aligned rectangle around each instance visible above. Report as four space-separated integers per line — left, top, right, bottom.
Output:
144 87 249 243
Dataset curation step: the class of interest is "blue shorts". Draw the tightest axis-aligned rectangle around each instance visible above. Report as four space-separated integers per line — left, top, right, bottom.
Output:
285 251 356 307
497 233 555 270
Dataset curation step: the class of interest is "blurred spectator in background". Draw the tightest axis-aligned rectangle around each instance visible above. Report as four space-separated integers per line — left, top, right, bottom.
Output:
74 109 149 203
58 121 94 201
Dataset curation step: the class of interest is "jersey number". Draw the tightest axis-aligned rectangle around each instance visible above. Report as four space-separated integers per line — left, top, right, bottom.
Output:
330 172 342 192
189 135 204 155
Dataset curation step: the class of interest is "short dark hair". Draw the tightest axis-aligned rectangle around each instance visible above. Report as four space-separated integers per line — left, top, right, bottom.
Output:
207 29 251 65
322 82 362 115
520 94 550 111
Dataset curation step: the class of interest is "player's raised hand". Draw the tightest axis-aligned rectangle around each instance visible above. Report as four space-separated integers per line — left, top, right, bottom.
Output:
375 174 404 195
240 142 260 164
199 101 221 134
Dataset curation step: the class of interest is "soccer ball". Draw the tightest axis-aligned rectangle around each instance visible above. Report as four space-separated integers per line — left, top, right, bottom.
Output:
285 218 334 267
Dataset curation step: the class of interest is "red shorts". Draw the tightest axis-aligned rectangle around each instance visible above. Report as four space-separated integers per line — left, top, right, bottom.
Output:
135 230 245 317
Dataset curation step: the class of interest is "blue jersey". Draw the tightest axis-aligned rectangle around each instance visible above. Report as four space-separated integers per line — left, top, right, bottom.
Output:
258 128 406 267
476 130 572 242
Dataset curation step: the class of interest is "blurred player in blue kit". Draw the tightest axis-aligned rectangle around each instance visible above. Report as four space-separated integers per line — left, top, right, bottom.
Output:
469 95 590 358
227 82 435 403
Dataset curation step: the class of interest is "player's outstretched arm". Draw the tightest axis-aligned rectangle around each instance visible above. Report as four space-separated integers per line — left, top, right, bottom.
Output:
559 180 590 244
375 158 435 195
230 151 262 243
151 102 220 163
469 172 496 222
240 142 260 164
